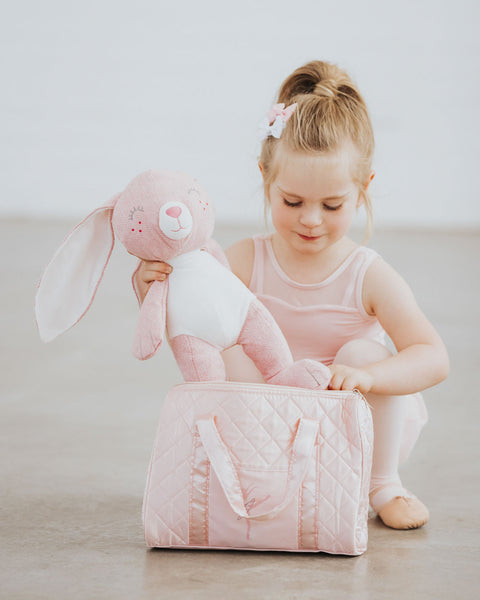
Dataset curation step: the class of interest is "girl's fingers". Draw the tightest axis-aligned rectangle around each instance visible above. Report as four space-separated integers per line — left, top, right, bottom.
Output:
143 268 167 280
159 262 173 274
145 272 166 282
328 365 364 391
328 372 357 391
328 372 344 390
143 261 172 273
342 377 356 391
140 261 173 283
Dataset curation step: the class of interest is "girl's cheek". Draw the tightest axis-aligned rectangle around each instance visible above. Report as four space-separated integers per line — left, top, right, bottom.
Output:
324 211 346 233
338 207 356 231
272 203 291 225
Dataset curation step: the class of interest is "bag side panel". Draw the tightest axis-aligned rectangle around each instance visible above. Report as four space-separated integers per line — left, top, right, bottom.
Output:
143 390 194 547
310 404 361 554
353 400 374 554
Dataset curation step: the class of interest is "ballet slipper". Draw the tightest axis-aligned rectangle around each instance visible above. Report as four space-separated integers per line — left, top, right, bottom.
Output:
377 495 429 530
370 484 429 530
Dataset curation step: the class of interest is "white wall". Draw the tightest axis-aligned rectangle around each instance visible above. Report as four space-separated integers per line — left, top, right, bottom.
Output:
1 0 479 228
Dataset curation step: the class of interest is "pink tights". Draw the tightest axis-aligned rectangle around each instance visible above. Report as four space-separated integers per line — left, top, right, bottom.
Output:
334 340 409 510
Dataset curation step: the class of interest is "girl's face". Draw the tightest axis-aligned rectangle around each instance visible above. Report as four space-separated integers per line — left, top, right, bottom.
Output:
264 141 364 256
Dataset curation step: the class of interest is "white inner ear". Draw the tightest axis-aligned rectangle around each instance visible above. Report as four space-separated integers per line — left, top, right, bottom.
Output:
159 201 193 240
35 207 114 342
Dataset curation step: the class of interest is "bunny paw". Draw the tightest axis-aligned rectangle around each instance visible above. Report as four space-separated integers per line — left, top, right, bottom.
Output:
268 359 331 390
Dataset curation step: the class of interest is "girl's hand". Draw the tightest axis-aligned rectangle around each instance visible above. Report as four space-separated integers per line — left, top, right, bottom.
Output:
135 260 172 304
328 364 374 395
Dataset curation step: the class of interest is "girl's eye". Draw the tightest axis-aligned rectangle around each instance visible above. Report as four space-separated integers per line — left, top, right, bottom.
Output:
323 204 342 211
283 199 301 207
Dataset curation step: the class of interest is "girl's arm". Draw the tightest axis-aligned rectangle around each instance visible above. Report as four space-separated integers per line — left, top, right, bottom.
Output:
330 258 450 395
224 238 255 286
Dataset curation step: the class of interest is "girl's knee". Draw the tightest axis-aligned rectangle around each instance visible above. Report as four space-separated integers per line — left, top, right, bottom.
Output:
334 339 393 368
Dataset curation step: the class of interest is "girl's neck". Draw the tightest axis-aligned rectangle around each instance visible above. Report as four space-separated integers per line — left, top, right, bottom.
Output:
270 233 358 284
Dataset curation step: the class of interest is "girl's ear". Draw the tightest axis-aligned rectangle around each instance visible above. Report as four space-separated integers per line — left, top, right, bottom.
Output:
258 161 271 202
357 171 375 209
364 170 375 190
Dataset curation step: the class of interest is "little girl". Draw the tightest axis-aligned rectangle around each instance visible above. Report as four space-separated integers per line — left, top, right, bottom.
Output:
135 61 449 530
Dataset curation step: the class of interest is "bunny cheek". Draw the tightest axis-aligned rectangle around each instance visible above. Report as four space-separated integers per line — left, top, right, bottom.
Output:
159 201 193 241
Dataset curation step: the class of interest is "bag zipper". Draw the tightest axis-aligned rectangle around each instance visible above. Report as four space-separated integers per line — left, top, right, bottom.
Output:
172 380 366 403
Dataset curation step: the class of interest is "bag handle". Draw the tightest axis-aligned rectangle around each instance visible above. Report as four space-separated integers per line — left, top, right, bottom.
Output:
196 416 319 521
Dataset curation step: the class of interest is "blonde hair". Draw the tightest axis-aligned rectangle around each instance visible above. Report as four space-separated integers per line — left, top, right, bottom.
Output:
260 60 375 241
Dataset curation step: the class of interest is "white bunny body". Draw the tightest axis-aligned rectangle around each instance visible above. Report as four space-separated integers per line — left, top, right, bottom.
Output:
167 249 255 349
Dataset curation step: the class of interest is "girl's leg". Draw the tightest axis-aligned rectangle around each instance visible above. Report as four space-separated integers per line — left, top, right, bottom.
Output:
334 339 429 529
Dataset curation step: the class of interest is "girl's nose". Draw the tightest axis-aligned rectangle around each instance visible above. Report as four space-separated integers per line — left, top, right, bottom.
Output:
299 208 322 228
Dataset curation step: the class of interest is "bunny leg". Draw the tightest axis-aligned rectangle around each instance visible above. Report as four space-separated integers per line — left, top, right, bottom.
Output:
268 359 331 390
170 335 226 382
237 299 331 389
237 299 293 381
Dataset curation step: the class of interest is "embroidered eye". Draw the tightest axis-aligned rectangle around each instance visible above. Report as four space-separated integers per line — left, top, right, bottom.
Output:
187 187 200 198
188 187 209 211
129 206 145 233
128 206 145 221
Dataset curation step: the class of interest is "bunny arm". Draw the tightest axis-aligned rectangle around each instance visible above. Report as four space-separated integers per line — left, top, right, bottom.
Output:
132 278 168 360
35 203 116 343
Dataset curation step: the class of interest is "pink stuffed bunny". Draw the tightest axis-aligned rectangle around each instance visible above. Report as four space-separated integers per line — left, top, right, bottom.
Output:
35 170 331 388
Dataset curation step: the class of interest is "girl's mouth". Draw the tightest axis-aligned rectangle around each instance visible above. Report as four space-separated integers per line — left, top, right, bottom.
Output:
298 233 321 241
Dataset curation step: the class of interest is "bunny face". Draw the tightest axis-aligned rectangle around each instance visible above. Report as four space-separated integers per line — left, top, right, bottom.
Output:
112 170 215 261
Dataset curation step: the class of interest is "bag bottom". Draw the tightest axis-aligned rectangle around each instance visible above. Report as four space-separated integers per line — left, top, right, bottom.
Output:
146 543 365 556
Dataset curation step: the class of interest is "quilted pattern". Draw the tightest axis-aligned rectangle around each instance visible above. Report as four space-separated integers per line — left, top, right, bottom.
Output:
143 382 373 555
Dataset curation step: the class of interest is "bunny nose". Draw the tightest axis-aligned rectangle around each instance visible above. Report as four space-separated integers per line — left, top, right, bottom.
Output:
166 206 182 219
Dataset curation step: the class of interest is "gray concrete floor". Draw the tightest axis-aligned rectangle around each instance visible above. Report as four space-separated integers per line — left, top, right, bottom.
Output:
1 219 479 599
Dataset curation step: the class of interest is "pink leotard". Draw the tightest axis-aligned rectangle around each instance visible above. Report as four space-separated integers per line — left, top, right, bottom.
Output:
249 235 385 365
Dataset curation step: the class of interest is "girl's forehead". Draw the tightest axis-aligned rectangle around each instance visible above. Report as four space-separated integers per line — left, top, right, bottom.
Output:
275 142 357 194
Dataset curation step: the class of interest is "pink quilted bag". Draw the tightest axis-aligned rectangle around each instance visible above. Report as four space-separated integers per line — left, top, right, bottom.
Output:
143 382 373 555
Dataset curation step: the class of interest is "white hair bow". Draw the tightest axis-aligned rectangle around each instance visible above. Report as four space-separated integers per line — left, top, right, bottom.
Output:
258 103 298 141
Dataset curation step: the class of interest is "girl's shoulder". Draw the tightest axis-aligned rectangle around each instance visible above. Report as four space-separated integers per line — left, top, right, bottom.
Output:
362 253 414 317
224 237 255 287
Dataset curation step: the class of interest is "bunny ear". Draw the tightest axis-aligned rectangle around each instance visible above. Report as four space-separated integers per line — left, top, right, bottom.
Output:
35 198 118 342
132 279 168 360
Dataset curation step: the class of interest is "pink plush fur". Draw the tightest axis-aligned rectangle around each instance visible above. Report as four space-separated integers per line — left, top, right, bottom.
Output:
170 335 227 381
